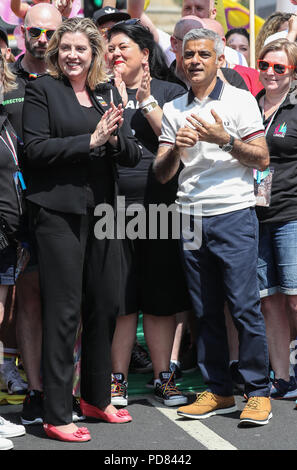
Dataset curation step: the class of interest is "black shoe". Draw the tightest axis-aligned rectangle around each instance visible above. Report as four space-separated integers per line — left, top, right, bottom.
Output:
129 341 153 373
72 396 86 422
21 390 43 425
154 372 188 407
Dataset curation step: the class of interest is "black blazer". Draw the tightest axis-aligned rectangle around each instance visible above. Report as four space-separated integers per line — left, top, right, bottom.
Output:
22 74 142 214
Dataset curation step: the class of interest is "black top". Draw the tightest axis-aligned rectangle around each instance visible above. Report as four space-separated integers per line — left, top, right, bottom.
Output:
256 89 297 224
117 78 186 207
3 55 44 142
0 108 21 233
22 74 142 214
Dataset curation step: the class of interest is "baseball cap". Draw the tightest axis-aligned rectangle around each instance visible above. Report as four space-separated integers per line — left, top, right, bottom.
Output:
93 6 131 26
0 28 8 47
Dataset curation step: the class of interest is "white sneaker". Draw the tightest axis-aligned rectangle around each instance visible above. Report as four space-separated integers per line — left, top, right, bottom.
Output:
0 416 26 438
0 361 27 394
0 437 14 450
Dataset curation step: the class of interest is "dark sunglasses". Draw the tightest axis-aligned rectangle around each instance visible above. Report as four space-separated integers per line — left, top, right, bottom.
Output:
257 59 295 75
26 27 56 40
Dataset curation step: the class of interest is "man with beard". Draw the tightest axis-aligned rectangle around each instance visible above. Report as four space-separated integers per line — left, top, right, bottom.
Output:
4 3 62 135
2 3 62 426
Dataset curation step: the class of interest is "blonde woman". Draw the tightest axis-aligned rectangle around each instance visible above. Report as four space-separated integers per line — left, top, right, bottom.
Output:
256 39 297 400
22 17 142 442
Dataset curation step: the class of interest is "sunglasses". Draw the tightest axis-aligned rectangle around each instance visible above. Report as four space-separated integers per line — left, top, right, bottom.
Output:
26 27 56 40
257 59 295 75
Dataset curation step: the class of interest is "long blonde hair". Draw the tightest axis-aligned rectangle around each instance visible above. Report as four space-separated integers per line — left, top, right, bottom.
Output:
255 12 292 61
45 17 109 89
0 53 17 93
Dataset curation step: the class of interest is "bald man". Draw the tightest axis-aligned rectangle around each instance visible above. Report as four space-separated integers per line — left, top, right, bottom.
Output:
3 3 63 427
4 3 62 136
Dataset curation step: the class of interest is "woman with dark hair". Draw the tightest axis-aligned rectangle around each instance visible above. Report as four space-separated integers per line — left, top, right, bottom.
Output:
22 17 142 442
225 27 263 96
225 27 250 65
106 22 192 408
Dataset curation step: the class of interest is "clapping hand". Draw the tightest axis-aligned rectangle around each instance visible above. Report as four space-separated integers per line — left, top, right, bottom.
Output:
175 126 198 150
90 103 124 149
113 67 128 107
186 109 229 145
136 62 151 104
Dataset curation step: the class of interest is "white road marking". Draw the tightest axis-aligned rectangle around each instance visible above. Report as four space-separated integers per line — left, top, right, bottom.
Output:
145 396 238 451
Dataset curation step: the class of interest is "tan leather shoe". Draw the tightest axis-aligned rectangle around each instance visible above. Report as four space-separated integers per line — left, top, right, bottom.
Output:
177 390 237 419
239 396 272 426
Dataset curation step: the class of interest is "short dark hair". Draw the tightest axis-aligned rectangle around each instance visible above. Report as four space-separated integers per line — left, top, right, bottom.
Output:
225 28 250 44
107 22 173 81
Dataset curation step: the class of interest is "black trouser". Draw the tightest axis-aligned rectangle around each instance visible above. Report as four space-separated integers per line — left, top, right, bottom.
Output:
34 206 121 425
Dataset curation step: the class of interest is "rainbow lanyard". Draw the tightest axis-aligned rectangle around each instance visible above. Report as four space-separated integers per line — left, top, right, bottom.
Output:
0 126 26 190
0 126 18 166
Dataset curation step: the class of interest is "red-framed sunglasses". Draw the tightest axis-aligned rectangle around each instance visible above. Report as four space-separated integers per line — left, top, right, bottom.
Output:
257 59 295 75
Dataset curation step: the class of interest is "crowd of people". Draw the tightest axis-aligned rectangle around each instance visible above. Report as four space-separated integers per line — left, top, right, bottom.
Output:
0 0 296 448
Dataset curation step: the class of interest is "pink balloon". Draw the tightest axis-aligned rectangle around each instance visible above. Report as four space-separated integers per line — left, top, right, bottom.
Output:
0 0 20 25
290 0 297 5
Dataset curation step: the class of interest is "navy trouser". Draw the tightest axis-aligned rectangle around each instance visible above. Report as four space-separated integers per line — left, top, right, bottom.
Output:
181 207 270 397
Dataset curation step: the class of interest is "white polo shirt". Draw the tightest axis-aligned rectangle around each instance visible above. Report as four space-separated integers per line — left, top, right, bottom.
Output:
159 78 265 216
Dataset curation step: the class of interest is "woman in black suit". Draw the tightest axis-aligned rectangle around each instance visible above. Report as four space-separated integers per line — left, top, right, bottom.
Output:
22 17 142 442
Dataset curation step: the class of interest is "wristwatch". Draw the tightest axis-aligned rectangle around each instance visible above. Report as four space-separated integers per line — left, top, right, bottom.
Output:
219 134 235 152
141 101 158 114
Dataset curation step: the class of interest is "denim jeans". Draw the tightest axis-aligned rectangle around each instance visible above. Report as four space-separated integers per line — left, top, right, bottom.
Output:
258 220 297 298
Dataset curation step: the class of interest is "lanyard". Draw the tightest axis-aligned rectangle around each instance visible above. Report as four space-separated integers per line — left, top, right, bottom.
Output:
0 126 18 167
261 94 286 136
256 97 286 184
262 108 279 137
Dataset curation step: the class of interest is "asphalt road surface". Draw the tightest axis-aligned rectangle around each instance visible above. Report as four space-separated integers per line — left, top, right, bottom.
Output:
1 391 297 454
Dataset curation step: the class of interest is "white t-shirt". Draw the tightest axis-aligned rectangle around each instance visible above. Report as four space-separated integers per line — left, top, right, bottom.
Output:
159 79 265 216
158 28 248 67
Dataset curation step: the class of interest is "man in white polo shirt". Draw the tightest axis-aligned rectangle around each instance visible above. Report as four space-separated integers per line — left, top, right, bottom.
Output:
154 28 272 427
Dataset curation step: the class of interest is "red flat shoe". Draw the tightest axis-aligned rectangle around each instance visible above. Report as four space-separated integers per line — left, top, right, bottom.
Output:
80 399 132 423
43 424 91 442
